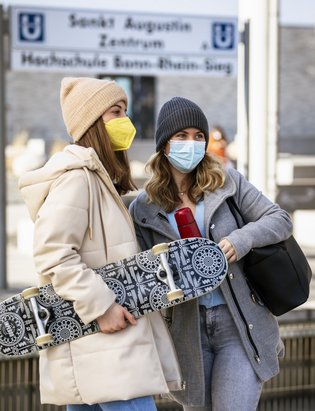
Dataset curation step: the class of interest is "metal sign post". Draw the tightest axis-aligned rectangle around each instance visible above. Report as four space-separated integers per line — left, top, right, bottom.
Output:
237 0 279 200
0 4 7 289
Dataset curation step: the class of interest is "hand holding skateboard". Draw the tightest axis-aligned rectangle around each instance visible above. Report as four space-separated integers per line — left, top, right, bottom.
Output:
96 303 137 333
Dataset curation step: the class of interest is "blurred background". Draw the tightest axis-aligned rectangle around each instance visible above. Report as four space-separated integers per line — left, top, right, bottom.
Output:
0 0 315 410
1 0 315 290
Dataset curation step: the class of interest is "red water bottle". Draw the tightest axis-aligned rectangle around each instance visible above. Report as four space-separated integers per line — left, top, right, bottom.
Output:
175 207 202 238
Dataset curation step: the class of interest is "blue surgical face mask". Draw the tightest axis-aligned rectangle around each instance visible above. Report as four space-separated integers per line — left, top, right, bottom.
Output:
166 140 206 173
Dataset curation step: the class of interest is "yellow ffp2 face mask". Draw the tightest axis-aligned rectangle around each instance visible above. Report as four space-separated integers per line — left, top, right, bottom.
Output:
104 117 136 151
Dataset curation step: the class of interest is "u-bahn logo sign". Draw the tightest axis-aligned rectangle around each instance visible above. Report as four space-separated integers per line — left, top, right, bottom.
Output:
10 6 237 77
19 12 45 42
212 23 235 50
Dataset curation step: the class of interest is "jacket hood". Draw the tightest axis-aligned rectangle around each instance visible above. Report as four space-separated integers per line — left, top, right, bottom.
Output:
18 144 108 222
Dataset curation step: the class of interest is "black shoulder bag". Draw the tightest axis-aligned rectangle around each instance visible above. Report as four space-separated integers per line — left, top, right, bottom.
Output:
226 197 312 316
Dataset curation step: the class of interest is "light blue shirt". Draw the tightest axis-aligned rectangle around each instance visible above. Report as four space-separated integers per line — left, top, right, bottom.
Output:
167 200 226 308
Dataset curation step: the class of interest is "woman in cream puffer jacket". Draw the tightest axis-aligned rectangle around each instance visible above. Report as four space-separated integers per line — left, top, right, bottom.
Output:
18 77 182 409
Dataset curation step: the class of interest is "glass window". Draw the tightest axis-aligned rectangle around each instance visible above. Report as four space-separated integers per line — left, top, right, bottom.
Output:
98 75 155 141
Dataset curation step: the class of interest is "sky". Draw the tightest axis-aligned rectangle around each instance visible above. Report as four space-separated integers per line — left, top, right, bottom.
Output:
0 0 314 26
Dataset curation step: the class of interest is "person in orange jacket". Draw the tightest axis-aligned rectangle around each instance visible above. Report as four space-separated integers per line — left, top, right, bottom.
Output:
207 126 234 167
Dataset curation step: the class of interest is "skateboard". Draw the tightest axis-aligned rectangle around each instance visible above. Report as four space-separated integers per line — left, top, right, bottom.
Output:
0 237 227 358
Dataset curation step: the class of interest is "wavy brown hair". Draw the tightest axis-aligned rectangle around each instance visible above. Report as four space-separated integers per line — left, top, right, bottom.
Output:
75 117 137 195
145 151 226 212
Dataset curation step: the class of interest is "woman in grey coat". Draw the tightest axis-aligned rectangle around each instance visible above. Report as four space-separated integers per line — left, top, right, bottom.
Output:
129 97 293 411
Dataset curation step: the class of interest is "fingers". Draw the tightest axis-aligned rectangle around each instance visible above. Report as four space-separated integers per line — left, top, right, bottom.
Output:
97 304 137 334
123 308 137 326
218 238 237 263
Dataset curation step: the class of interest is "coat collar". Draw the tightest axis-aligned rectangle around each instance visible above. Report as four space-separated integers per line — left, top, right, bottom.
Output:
133 169 237 240
134 192 177 241
203 171 237 229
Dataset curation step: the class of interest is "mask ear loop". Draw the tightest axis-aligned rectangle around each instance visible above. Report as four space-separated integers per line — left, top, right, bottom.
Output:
163 140 170 157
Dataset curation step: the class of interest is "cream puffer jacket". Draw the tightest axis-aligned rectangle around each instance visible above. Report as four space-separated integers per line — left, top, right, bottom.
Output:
19 145 182 405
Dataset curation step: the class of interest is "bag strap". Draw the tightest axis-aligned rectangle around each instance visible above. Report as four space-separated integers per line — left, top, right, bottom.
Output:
226 196 245 228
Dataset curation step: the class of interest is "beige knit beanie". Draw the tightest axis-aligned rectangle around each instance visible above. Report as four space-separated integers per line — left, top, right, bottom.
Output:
60 77 128 142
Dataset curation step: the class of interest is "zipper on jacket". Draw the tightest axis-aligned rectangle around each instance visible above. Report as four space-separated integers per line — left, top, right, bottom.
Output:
226 275 261 363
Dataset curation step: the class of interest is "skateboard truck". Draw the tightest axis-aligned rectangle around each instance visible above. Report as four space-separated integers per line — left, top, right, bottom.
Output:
152 243 184 302
21 287 54 347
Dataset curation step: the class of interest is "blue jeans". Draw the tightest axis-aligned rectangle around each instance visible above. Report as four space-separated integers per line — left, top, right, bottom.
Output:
184 305 263 411
67 396 157 411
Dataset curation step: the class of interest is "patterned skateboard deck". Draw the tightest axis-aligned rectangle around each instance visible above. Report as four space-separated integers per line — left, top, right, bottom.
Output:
0 237 227 358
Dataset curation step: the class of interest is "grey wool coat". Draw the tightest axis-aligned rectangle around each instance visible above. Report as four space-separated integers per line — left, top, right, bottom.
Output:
129 167 293 407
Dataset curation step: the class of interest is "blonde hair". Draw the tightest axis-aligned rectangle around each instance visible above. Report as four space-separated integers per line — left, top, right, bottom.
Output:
145 152 226 212
76 117 137 195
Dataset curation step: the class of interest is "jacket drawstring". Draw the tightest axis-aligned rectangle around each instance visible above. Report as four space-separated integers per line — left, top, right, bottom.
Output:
83 167 93 239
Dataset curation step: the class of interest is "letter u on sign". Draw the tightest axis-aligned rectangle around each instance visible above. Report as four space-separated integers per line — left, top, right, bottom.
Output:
19 13 45 42
212 22 234 50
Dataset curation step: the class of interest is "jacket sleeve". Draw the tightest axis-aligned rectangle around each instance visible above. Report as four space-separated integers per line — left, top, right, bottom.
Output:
32 170 116 325
224 169 293 260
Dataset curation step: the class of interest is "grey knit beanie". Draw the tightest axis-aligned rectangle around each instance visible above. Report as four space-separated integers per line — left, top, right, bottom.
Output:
155 97 209 152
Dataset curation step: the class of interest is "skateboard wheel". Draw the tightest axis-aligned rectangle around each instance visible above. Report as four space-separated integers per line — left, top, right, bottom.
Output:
36 333 54 347
152 243 169 255
22 287 39 299
167 289 184 301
